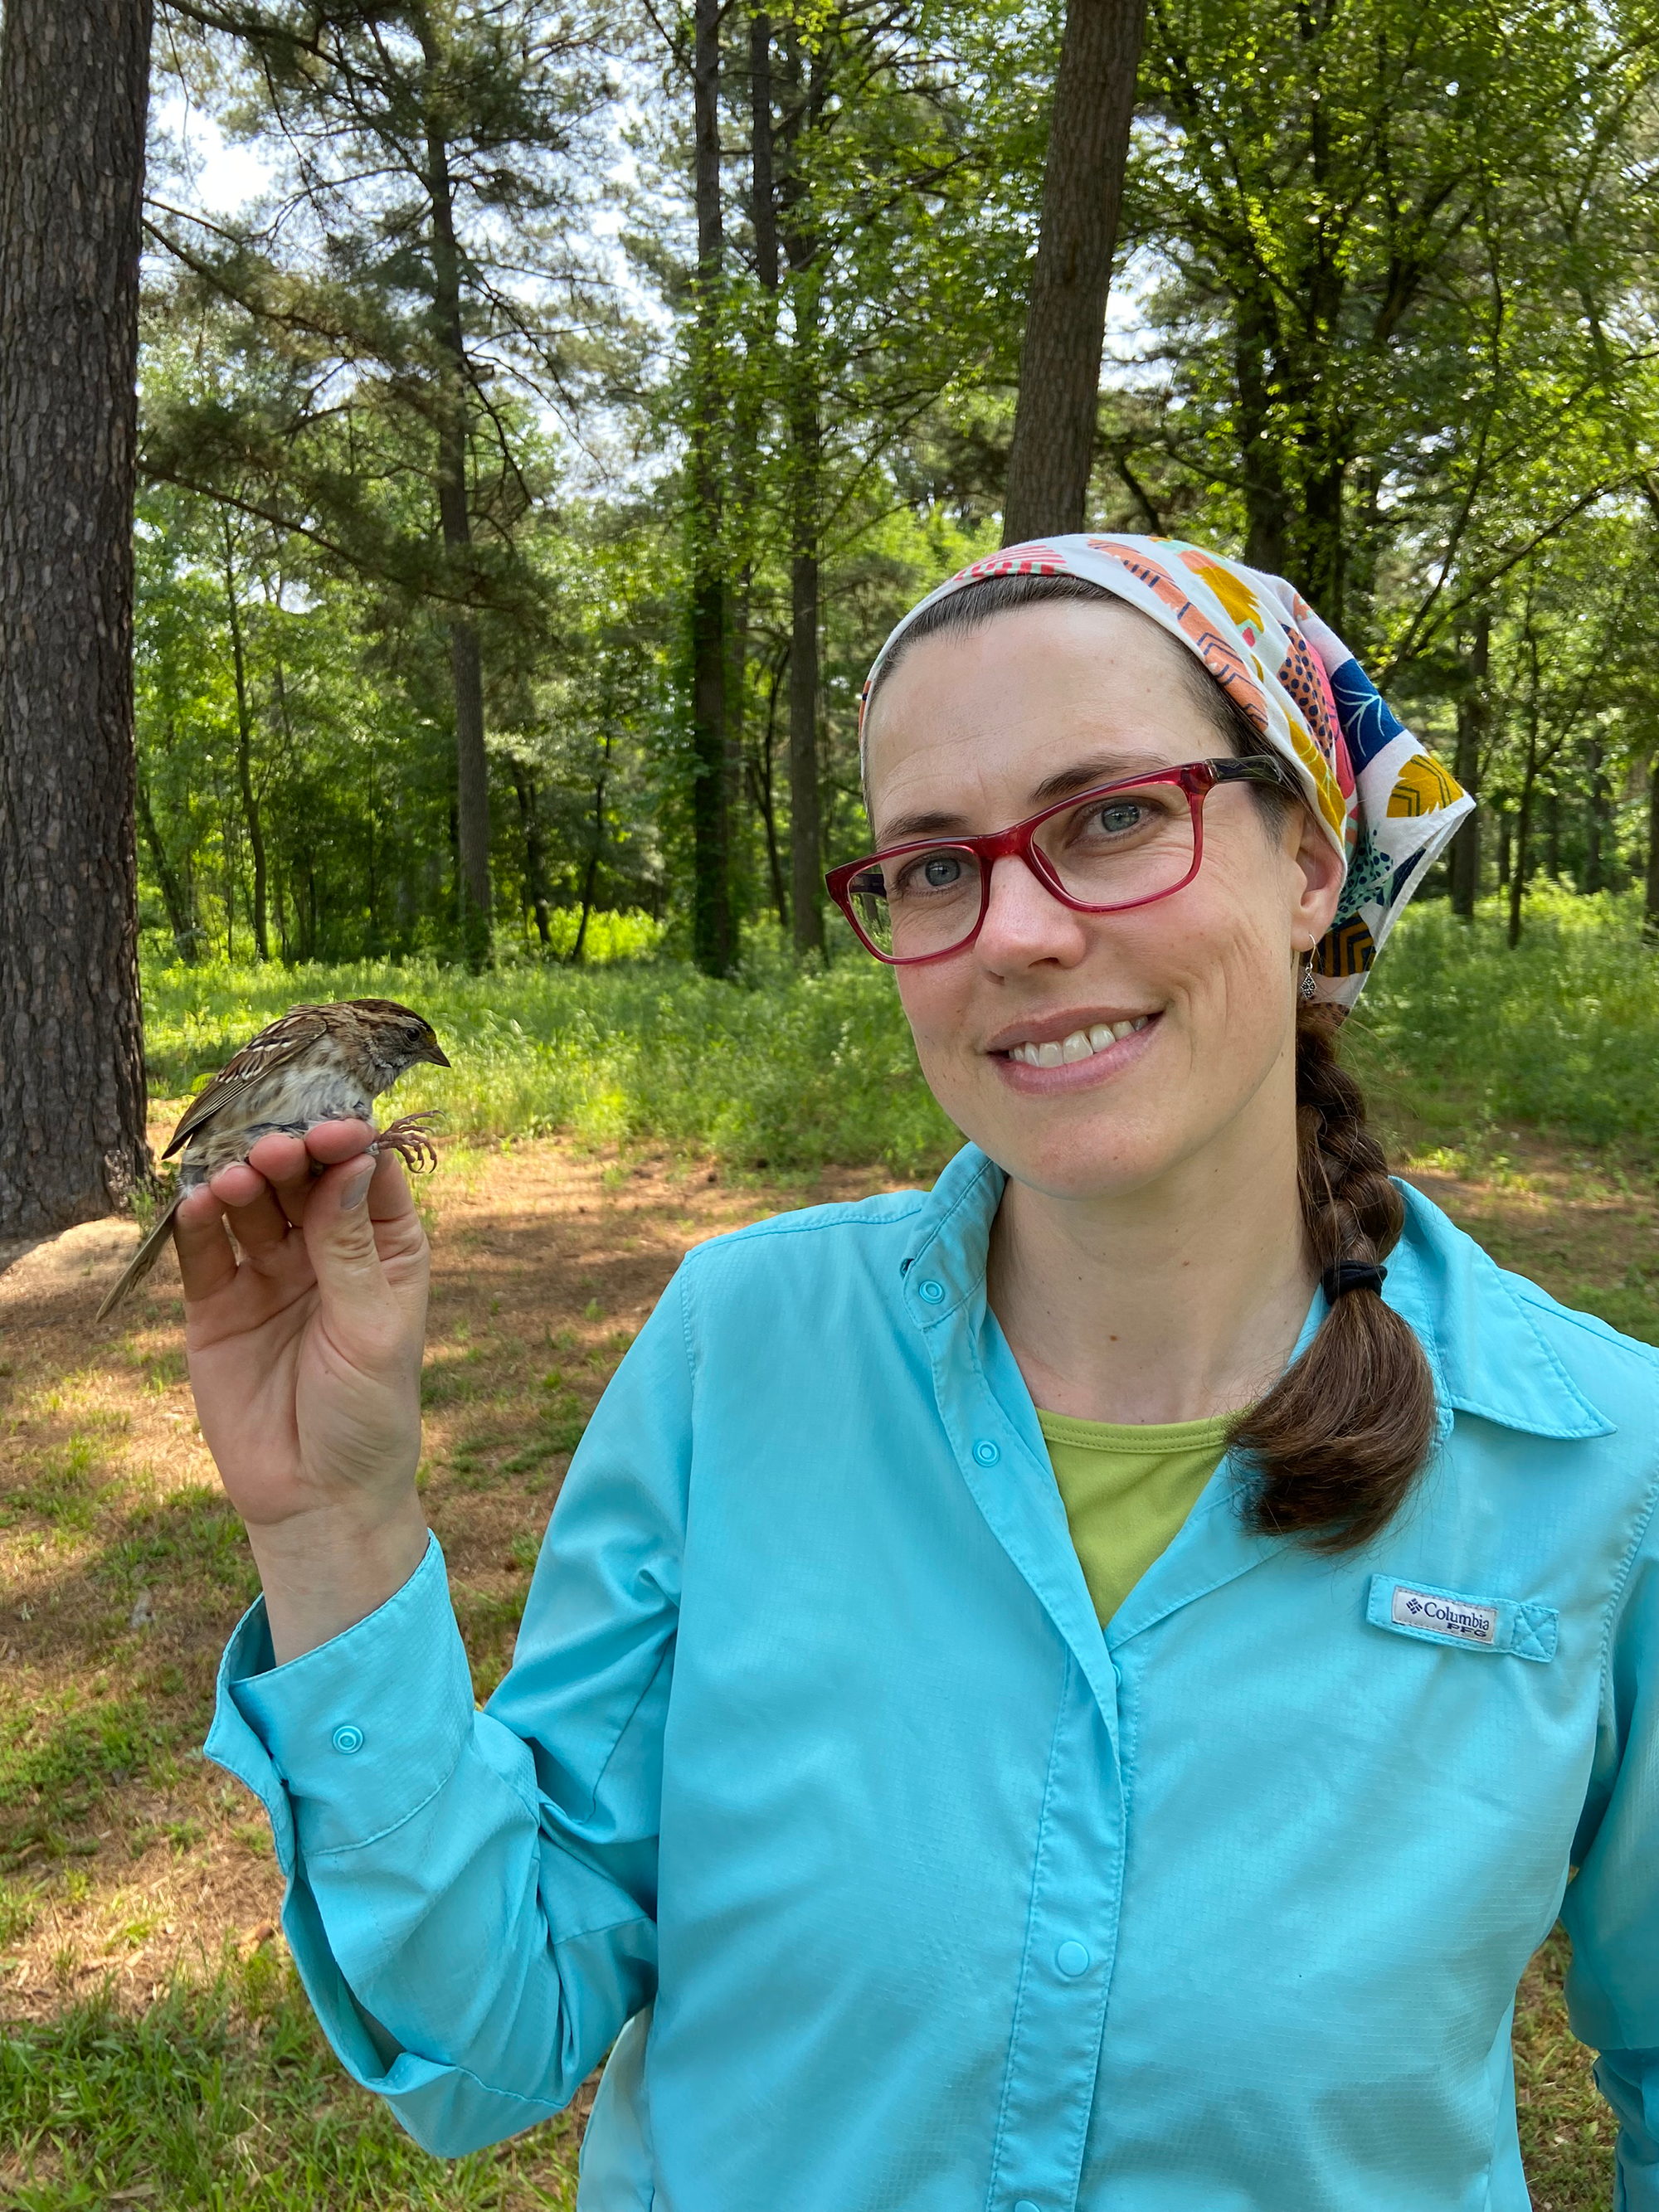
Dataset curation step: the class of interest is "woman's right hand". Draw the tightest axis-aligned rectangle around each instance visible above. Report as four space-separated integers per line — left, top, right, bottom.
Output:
175 1121 431 1664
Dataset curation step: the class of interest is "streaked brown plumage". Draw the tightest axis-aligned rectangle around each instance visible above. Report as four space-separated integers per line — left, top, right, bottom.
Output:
95 998 450 1322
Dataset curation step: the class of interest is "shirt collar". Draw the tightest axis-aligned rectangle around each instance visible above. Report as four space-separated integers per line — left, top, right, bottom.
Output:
902 1144 1613 1443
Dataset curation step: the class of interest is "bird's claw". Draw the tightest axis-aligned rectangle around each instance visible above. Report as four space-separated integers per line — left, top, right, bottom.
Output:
373 1111 442 1174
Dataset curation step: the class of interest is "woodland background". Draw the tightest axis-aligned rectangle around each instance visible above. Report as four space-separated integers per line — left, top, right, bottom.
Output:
126 0 1659 987
2 1 1658 2206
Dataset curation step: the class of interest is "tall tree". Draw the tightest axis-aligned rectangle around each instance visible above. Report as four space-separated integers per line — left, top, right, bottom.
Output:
1002 0 1146 543
0 0 153 1240
687 0 736 975
1449 610 1488 918
148 0 610 968
416 2 492 968
779 27 825 955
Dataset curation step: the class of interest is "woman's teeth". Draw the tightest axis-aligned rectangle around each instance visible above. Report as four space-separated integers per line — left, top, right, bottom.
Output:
1008 1017 1151 1069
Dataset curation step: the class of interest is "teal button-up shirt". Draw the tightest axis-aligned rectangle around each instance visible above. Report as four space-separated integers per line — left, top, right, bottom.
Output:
206 1145 1659 2211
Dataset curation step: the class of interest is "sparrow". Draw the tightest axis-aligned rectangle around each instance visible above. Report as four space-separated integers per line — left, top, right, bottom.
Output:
95 997 450 1321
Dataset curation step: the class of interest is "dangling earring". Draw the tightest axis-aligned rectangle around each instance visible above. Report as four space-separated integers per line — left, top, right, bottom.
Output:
1300 948 1318 1002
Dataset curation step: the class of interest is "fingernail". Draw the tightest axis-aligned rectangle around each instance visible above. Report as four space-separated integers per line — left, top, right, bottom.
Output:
340 1164 373 1211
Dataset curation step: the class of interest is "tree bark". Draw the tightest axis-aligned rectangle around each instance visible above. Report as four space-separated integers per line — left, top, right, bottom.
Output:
1236 284 1290 577
781 32 825 955
0 0 153 1239
1645 759 1659 939
788 525 822 954
136 772 196 962
785 277 824 955
751 11 779 291
688 0 735 975
1507 772 1534 949
1584 738 1608 895
569 735 612 965
1507 630 1541 949
509 762 552 947
418 10 491 970
1002 0 1146 544
1449 609 1487 919
747 647 790 931
221 513 270 961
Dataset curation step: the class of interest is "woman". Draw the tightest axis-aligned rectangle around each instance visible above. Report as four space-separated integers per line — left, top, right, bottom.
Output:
192 536 1657 2212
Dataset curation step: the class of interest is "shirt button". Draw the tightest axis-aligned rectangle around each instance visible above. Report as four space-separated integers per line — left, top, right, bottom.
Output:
330 1723 365 1756
1055 1939 1090 1977
917 1278 946 1303
973 1439 1000 1466
1014 2201 1042 2212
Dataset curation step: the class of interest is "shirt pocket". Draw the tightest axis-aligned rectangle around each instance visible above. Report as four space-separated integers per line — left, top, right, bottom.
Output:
1366 1573 1559 1662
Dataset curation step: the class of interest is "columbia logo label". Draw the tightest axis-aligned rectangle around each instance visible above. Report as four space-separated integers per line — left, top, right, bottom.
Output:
1391 1585 1497 1644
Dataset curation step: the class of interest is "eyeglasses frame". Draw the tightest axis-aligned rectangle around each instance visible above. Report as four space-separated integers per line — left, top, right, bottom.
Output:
825 755 1304 967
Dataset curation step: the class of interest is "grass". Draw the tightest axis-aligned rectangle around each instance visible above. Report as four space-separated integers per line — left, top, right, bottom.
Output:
15 885 1654 2207
140 921 957 1177
0 1947 582 2208
141 886 1659 1189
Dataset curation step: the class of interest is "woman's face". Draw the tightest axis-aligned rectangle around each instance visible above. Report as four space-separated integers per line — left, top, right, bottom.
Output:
861 600 1346 1204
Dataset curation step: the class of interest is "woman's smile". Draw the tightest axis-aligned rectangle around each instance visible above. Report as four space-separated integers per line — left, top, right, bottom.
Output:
989 1007 1162 1091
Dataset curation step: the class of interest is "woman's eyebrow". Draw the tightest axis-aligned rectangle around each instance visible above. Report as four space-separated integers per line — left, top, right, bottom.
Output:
878 755 1165 843
1029 752 1164 802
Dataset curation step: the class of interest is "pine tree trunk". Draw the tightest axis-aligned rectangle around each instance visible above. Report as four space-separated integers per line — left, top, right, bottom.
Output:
789 534 822 954
1236 284 1291 577
221 513 269 960
509 763 552 947
418 13 491 970
1584 738 1608 895
1002 0 1146 545
0 0 153 1240
1449 610 1486 919
688 0 734 975
786 276 823 957
136 773 197 962
781 32 825 955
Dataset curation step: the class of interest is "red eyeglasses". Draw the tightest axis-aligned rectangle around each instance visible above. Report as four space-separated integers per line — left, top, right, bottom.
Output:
825 756 1300 965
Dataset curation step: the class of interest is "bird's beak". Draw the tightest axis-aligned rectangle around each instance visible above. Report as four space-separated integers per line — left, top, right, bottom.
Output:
421 1041 451 1068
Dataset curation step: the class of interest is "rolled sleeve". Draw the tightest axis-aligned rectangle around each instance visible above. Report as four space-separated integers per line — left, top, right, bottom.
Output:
199 1271 694 2157
221 1534 473 1861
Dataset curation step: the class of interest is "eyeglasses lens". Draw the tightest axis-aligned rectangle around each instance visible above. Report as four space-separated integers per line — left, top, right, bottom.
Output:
853 783 1197 958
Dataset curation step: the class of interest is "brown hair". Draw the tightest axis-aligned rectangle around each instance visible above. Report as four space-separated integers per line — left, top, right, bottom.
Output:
868 571 1439 1551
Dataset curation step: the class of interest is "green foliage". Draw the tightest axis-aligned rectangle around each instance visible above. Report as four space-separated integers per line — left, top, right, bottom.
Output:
142 891 1659 1189
143 932 960 1174
1353 887 1659 1153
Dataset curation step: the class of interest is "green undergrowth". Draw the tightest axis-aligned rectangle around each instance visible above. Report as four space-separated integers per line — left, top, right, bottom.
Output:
141 923 959 1178
1348 886 1659 1164
143 887 1659 1183
0 1947 581 2209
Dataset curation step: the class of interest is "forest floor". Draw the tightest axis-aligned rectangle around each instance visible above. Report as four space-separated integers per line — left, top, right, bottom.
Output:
0 1111 1642 2209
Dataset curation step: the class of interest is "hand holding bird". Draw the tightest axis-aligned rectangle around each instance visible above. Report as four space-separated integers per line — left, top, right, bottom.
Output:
103 998 450 1660
97 997 449 1320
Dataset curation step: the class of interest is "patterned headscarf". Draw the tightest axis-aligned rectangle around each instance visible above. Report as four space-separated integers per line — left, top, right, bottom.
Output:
860 534 1472 1009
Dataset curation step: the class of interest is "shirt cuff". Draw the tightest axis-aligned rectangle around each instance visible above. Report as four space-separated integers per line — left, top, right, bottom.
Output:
204 1532 476 1864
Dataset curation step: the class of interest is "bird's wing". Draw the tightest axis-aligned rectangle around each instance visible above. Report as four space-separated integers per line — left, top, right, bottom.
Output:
163 1005 333 1159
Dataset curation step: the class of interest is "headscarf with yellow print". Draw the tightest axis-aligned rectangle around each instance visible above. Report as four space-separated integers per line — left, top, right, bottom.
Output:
861 534 1472 1009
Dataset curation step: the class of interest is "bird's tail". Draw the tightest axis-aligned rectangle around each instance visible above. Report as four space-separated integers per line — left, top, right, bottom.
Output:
95 1188 185 1323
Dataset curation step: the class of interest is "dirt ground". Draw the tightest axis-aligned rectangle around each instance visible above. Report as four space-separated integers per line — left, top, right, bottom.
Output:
0 1118 1642 2205
0 1122 907 2015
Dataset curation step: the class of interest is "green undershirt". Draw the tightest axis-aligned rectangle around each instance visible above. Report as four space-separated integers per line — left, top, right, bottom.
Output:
1038 1409 1235 1627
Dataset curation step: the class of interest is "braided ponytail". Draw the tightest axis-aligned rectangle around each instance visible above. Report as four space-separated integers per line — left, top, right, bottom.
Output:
1227 1006 1439 1549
